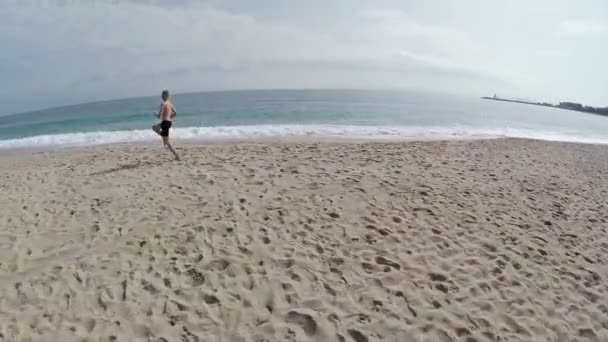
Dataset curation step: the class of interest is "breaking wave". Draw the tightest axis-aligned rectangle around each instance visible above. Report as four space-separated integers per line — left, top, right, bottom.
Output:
1 124 607 149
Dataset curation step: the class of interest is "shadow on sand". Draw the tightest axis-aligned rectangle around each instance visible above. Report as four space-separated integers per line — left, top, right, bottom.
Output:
89 160 171 176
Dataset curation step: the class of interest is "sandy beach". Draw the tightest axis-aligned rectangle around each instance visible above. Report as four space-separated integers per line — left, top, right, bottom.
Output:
0 138 607 342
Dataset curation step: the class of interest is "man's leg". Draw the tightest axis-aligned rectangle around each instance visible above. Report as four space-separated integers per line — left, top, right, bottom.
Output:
152 124 162 136
163 137 180 160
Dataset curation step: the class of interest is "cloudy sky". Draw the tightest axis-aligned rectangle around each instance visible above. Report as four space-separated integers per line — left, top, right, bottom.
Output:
1 0 607 114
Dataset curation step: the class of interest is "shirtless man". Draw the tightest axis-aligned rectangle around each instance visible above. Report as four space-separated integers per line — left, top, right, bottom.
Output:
152 90 180 160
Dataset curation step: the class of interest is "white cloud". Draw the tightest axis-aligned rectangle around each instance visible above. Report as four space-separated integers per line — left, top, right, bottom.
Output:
357 8 408 20
536 49 569 58
4 1 606 113
398 50 460 69
355 8 477 51
0 1 514 113
558 18 608 36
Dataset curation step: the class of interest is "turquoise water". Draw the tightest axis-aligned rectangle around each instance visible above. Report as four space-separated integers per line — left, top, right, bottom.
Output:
1 89 607 149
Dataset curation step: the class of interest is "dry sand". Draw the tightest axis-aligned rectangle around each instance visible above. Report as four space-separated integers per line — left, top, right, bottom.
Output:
0 139 607 342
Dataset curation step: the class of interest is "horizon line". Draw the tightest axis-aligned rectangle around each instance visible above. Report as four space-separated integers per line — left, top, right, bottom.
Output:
3 86 458 117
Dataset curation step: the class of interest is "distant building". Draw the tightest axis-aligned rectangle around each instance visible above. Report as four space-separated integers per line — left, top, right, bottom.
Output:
558 102 584 111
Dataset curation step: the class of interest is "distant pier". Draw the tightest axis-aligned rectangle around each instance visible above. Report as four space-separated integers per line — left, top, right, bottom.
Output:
481 95 607 117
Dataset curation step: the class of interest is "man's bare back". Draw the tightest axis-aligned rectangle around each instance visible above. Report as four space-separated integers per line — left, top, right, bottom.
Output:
160 101 173 121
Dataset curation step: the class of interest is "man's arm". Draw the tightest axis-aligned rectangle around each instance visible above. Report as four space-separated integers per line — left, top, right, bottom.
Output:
154 103 163 118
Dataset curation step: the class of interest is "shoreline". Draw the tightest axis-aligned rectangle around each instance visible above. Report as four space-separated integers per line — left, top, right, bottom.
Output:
2 135 608 156
2 122 608 152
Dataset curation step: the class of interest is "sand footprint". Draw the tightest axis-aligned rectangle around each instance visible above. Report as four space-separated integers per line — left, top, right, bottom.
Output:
285 311 318 336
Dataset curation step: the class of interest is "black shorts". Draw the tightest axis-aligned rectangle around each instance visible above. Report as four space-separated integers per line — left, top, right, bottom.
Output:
159 120 172 137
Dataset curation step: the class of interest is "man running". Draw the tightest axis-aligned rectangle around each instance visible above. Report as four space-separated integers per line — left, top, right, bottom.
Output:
152 90 180 160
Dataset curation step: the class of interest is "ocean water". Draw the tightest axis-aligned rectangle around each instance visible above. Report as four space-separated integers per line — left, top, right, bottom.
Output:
1 89 607 149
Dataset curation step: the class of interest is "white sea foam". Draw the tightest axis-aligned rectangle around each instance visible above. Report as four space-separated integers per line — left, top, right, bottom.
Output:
0 125 607 149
